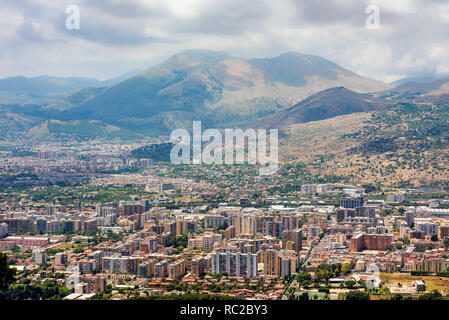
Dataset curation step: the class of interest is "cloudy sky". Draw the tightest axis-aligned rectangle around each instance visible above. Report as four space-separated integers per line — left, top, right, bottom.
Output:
1 0 448 83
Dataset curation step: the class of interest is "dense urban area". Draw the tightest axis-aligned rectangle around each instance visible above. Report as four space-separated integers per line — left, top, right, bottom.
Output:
1 139 449 301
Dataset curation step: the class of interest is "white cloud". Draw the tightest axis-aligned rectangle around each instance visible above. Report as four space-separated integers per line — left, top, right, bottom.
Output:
369 0 418 14
0 0 447 83
164 0 203 18
0 8 24 39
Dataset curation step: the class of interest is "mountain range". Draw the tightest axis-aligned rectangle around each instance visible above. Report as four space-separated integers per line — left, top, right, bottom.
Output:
0 69 141 106
0 50 392 139
279 102 449 187
375 75 449 103
2 49 449 143
51 50 390 135
256 86 393 129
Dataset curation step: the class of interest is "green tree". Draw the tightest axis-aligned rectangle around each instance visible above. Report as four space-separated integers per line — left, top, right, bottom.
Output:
341 263 351 275
444 239 449 248
391 293 404 300
344 280 357 288
296 271 312 285
299 292 309 300
362 184 378 193
344 291 370 301
419 290 443 300
0 252 17 290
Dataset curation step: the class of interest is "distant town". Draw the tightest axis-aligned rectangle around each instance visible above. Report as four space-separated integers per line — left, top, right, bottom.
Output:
1 139 449 301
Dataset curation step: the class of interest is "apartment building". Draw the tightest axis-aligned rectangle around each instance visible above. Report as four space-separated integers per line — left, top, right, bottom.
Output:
211 251 258 277
349 232 393 252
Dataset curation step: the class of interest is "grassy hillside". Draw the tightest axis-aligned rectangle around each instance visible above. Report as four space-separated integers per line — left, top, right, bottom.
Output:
0 76 101 105
24 120 143 142
45 87 107 111
0 112 42 140
375 76 449 101
0 71 141 107
258 86 391 129
279 103 449 188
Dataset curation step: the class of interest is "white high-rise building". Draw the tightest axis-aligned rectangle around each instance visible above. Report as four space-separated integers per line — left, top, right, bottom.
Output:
32 248 46 265
415 219 439 236
0 223 8 238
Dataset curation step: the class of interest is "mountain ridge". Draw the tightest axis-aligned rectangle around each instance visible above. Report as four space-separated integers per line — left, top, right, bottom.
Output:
45 49 390 136
0 70 141 106
256 86 393 129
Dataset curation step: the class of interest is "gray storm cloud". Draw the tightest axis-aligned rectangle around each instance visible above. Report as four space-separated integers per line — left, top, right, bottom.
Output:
0 0 448 82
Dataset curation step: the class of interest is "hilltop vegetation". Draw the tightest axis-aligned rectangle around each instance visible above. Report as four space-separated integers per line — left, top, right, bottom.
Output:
349 103 449 155
258 86 392 129
130 143 174 162
23 120 143 142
